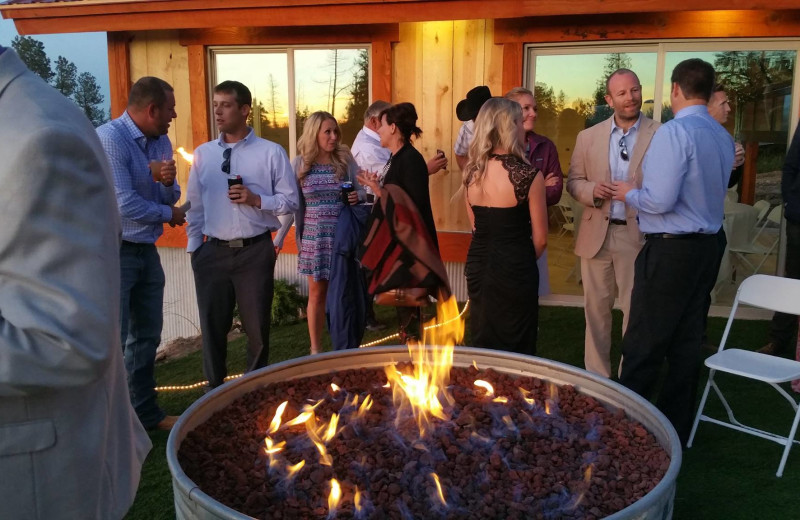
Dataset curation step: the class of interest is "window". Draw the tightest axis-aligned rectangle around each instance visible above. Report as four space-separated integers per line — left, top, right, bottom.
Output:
211 46 370 158
525 41 800 304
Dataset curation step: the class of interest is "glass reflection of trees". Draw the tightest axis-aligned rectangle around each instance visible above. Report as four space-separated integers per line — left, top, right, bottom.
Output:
219 47 369 155
294 48 369 147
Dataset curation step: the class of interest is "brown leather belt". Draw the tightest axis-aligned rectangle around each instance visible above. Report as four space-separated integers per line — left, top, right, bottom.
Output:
609 219 627 225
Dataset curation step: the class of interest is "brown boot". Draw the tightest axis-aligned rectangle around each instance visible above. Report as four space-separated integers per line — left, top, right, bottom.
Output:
153 415 179 431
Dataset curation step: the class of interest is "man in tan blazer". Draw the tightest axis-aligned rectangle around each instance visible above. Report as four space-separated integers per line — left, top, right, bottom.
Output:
0 46 150 518
567 68 660 378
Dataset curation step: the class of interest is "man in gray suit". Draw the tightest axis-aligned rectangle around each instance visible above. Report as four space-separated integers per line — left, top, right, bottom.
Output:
0 46 151 518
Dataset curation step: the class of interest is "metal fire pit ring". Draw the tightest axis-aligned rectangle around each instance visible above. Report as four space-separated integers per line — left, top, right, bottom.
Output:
167 346 681 519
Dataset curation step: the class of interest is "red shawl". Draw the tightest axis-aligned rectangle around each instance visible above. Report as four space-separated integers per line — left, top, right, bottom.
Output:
358 184 451 300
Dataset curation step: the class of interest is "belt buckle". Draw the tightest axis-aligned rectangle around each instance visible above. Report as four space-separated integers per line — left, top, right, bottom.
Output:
228 239 244 248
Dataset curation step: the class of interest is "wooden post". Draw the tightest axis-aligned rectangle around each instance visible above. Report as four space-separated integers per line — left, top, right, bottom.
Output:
187 45 210 149
107 32 131 119
501 42 522 94
740 141 760 205
371 40 393 103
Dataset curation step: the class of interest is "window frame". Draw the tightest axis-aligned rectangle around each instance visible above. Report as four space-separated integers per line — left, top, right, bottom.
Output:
525 39 800 134
209 44 372 159
524 38 800 281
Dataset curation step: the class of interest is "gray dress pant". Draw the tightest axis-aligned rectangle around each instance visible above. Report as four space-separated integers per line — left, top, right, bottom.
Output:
191 233 275 387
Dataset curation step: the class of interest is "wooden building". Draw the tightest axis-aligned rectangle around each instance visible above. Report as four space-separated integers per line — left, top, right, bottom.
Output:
3 0 798 340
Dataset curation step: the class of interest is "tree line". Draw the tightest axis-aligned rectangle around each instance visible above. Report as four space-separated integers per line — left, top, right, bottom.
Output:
12 36 107 127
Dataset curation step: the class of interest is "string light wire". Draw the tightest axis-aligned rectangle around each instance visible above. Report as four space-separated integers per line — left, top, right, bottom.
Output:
155 300 470 392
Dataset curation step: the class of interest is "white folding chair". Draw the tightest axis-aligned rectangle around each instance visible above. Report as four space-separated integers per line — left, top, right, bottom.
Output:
729 205 782 276
752 200 771 229
688 274 800 477
555 197 574 237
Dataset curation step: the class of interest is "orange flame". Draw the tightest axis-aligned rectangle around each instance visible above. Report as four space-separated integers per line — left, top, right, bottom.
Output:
474 380 494 396
356 394 373 419
285 411 314 427
519 387 536 406
330 383 341 393
328 478 341 515
492 396 508 403
264 437 285 469
431 473 447 506
286 460 305 479
470 432 491 444
384 295 463 437
354 486 363 513
322 413 339 443
176 146 193 164
263 437 286 454
313 440 332 466
268 401 288 434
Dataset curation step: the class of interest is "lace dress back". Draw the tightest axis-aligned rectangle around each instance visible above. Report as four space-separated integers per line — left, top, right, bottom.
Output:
465 154 541 356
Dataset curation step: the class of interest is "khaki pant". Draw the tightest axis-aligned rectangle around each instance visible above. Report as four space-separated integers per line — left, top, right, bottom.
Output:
580 224 642 378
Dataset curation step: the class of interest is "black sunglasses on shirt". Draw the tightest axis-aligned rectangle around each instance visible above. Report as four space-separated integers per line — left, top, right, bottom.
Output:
619 135 629 161
221 148 232 174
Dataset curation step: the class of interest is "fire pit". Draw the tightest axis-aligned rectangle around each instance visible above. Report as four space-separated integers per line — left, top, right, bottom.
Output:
167 346 681 519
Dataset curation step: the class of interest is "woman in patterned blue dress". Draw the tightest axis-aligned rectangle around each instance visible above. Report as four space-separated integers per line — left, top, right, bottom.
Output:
290 112 362 353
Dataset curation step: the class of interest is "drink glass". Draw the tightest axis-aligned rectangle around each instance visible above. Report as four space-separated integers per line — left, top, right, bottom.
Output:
341 181 354 204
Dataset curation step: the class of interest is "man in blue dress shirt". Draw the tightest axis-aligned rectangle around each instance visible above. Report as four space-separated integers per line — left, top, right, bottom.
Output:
97 77 185 431
611 59 734 445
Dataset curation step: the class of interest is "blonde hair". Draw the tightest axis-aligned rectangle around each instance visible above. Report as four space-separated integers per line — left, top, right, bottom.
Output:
504 86 533 103
295 111 351 181
463 97 527 188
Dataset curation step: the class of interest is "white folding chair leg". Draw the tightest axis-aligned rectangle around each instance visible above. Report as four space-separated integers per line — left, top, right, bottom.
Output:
710 379 746 428
777 404 800 477
688 371 715 447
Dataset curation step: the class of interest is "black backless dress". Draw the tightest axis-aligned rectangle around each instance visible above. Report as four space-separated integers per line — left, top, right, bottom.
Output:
466 154 540 356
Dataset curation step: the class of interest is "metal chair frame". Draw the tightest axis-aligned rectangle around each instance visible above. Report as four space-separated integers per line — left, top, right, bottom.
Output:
688 274 800 477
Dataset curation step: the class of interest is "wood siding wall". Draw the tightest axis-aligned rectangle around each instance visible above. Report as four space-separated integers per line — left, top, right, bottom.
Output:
123 21 502 236
128 30 193 205
394 20 503 233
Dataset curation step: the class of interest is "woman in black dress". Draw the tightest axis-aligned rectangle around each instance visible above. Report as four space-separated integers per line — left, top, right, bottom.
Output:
358 103 439 341
463 97 548 355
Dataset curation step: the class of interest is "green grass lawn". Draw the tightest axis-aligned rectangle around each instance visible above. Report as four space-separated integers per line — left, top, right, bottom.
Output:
126 305 800 519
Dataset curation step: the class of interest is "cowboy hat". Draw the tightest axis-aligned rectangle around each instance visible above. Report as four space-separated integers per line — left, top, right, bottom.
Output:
456 85 492 122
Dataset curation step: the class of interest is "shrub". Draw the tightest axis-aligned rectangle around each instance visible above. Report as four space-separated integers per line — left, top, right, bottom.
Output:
271 279 306 326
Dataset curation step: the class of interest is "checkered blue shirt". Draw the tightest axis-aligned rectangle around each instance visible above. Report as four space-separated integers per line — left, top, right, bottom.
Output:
97 112 180 243
454 120 474 156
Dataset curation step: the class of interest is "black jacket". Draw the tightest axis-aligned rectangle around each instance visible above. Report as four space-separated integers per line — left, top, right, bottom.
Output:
783 122 800 223
383 143 439 250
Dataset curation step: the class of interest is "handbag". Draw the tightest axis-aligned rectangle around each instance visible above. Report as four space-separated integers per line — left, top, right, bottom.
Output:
374 287 429 307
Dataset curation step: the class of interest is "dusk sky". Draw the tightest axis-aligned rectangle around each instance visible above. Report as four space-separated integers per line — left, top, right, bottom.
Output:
0 17 110 111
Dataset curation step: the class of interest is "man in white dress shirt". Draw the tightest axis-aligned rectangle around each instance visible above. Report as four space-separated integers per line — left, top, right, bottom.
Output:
186 80 299 389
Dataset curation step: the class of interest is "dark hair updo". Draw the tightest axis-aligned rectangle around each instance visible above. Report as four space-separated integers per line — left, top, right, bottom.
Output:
379 102 423 144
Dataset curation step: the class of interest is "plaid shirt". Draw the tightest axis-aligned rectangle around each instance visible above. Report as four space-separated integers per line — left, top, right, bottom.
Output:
97 112 180 243
453 120 474 157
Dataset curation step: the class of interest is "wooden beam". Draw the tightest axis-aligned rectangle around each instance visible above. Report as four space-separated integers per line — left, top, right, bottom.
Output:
740 141 759 205
371 40 393 103
107 31 131 119
179 24 399 46
495 10 800 44
501 42 523 94
9 1 800 35
187 45 210 150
